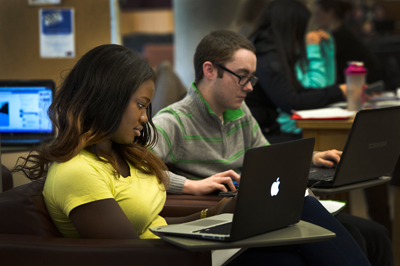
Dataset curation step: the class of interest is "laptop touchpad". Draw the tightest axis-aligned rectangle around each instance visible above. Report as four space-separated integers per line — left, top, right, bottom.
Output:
187 219 227 227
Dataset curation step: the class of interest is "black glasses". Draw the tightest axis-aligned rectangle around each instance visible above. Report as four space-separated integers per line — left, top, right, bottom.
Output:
213 62 258 87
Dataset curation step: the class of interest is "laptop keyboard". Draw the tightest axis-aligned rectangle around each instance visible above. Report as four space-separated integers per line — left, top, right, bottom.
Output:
308 168 336 181
193 222 232 235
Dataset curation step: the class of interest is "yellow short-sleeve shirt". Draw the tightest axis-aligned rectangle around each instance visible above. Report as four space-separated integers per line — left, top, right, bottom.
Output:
43 150 167 239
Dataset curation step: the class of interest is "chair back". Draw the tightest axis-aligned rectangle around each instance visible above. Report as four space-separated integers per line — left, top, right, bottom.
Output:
1 165 14 192
0 179 62 237
152 61 187 116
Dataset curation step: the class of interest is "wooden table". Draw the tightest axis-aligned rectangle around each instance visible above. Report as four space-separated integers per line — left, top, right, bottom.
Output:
296 117 354 151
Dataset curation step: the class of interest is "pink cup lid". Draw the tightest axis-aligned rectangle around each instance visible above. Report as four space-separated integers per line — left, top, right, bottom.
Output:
345 62 367 75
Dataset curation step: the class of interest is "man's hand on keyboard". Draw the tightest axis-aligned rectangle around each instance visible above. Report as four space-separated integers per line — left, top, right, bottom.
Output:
312 149 342 168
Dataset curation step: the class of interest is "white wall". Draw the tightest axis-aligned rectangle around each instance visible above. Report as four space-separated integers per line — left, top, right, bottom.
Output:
173 0 246 88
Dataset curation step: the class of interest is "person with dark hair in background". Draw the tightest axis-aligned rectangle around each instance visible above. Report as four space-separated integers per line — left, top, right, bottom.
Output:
245 0 346 143
230 0 336 137
278 29 337 137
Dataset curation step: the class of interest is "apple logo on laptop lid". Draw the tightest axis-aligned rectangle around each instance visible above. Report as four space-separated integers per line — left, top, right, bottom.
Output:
270 177 280 197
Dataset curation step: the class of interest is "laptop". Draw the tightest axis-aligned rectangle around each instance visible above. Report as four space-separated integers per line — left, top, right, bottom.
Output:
0 80 55 146
150 138 315 242
308 106 400 188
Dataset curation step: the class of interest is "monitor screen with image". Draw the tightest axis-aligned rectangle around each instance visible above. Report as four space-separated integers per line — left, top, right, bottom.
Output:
0 81 54 134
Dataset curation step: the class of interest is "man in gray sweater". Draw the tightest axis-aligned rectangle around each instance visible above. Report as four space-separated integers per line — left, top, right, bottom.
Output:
152 30 341 195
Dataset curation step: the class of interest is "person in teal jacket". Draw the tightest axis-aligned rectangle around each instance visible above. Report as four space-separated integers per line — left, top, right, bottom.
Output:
278 29 337 135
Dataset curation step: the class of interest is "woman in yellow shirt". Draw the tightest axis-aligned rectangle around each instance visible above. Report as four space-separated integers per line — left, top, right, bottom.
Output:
14 44 232 239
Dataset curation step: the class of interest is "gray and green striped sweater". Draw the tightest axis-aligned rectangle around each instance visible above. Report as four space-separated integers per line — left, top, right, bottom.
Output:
152 83 269 194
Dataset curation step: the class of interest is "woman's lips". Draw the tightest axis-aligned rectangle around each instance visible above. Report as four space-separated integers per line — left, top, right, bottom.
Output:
134 127 143 137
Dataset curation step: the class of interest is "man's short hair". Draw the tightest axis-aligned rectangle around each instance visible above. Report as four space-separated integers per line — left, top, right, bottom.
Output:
193 30 256 84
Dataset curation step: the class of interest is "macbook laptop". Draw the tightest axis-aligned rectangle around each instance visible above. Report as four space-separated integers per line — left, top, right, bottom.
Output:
150 138 315 242
0 80 55 146
308 106 400 188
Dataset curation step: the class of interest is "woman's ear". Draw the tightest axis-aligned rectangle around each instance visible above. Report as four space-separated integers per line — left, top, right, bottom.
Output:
202 61 216 81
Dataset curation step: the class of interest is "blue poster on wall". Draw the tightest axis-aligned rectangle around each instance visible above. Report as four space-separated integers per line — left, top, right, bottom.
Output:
40 9 75 58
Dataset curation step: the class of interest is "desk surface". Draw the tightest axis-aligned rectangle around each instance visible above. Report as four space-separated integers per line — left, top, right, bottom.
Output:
155 220 335 252
296 117 354 130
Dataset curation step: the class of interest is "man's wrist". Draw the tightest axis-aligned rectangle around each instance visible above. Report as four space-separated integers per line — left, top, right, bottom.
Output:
312 151 320 167
182 178 195 195
167 173 187 194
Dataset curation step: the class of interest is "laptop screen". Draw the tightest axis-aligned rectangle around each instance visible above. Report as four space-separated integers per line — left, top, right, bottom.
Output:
0 80 54 134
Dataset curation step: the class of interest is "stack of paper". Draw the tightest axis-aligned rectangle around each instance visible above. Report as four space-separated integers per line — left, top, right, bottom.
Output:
291 108 356 120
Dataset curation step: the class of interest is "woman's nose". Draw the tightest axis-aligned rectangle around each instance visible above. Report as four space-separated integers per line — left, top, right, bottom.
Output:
140 111 148 124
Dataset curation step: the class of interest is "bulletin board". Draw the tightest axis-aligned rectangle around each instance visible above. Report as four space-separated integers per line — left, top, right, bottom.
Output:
0 0 112 88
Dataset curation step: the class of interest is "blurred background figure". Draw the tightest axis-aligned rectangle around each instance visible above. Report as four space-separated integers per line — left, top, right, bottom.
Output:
232 0 339 139
245 0 346 143
314 0 383 84
229 0 271 37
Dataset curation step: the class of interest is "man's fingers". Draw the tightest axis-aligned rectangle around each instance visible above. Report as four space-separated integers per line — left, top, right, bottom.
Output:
216 183 228 192
327 150 342 163
214 176 236 191
320 150 342 167
319 158 335 168
212 170 241 182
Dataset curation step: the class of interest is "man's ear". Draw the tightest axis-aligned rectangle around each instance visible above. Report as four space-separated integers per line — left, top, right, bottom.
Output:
203 61 216 80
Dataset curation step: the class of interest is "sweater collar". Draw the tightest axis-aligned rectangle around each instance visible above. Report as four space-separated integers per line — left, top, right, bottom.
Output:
190 82 244 122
